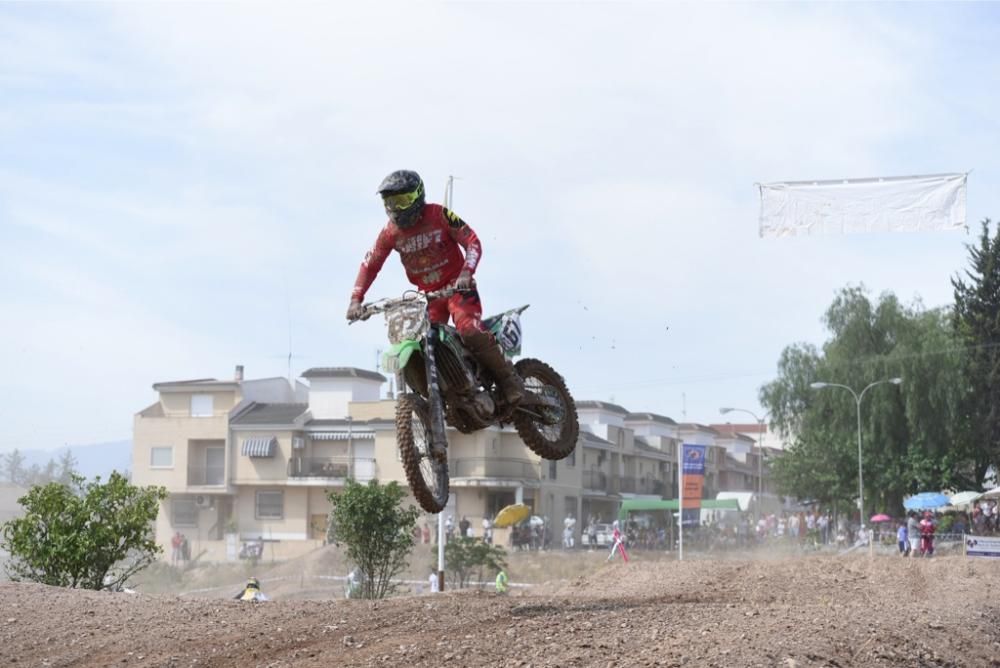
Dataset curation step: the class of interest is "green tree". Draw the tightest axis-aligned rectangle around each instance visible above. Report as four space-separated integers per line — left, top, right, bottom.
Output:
326 479 420 600
0 472 167 590
443 536 508 589
1 449 26 485
952 219 1000 488
762 286 964 517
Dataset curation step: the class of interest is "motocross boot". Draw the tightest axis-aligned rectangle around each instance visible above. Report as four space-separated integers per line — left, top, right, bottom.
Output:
463 330 524 405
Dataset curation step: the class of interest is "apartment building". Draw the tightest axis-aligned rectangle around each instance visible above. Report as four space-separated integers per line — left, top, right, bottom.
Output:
134 367 771 562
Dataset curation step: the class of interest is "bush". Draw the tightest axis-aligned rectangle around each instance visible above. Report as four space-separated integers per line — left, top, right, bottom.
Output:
444 537 508 589
0 472 167 590
326 479 419 600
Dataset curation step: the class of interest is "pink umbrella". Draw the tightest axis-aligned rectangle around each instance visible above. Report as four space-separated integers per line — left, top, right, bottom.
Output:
870 513 892 523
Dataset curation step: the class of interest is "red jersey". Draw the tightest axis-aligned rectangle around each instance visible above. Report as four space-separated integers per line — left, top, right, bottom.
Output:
351 204 482 301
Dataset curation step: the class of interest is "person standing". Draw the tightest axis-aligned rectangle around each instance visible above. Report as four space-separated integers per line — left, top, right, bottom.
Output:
897 521 909 556
171 531 183 565
907 512 921 557
459 516 470 538
428 569 440 594
919 512 936 557
482 517 493 545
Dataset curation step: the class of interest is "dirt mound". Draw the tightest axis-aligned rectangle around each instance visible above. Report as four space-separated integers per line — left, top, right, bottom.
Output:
3 553 999 667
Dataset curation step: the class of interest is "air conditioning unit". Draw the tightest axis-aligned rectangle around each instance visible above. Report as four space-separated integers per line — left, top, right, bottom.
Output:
195 495 214 509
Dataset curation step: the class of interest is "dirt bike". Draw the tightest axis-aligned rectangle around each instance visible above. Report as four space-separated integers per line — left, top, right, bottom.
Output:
353 286 579 513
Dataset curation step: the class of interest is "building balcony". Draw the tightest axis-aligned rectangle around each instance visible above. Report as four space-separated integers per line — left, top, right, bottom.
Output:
451 458 540 482
187 466 226 487
286 457 377 481
582 469 610 492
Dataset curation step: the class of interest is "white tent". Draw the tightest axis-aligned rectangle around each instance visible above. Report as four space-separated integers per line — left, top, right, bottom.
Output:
716 491 754 512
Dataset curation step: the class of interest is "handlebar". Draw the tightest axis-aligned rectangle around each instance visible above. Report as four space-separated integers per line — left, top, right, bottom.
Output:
349 286 457 323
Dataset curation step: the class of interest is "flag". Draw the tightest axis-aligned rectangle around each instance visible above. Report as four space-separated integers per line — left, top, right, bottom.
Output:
681 444 706 526
758 173 967 238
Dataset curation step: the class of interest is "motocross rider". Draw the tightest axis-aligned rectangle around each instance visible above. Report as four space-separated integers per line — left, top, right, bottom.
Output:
346 169 524 405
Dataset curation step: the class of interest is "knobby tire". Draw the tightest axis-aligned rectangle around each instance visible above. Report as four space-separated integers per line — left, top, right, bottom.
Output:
512 358 579 460
396 393 449 513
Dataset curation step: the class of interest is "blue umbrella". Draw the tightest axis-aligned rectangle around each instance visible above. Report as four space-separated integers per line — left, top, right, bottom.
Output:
903 492 951 510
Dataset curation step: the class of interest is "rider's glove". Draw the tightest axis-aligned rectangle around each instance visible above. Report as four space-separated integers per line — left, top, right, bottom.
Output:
346 299 365 322
454 270 473 291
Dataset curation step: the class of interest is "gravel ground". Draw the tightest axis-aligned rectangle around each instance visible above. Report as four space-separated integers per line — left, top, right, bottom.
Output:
2 553 999 667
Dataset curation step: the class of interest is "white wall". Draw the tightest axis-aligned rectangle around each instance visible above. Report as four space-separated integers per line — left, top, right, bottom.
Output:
307 378 383 419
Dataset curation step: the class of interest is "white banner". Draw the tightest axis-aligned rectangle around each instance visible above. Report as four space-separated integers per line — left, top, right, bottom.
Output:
965 534 1000 559
758 173 967 238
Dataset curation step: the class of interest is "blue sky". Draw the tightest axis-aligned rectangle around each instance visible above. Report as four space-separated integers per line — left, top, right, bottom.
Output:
2 3 999 452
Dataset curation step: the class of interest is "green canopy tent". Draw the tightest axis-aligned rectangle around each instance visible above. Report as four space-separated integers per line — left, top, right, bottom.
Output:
618 498 741 522
618 499 741 551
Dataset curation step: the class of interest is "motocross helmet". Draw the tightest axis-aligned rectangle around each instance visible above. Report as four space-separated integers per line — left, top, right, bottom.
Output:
246 577 259 589
377 169 425 229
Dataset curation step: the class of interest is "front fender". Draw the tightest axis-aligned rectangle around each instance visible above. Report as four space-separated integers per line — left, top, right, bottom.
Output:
382 340 422 373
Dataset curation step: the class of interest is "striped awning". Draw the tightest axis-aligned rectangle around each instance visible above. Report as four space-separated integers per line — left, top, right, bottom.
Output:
310 432 375 441
242 436 278 457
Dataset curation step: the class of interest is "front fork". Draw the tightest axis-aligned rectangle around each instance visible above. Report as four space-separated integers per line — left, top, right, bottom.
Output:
423 326 449 461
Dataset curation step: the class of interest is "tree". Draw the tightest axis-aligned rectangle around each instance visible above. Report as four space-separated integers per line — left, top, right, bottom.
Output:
1 449 26 485
761 286 965 516
0 472 167 590
443 537 508 589
952 219 1000 488
326 479 420 600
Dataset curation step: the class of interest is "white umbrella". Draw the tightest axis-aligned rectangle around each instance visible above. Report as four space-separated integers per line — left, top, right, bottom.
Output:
979 487 1000 500
949 491 983 507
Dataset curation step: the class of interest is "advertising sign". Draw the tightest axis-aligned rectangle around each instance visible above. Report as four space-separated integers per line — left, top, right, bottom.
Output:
965 535 1000 559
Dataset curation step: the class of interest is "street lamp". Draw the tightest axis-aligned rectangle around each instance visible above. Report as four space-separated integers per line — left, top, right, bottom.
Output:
809 378 902 527
719 406 769 522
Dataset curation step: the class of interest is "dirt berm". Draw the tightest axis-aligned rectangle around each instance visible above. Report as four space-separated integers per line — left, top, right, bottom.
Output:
2 553 998 667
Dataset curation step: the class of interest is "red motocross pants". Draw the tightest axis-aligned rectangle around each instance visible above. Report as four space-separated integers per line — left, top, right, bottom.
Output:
427 288 484 336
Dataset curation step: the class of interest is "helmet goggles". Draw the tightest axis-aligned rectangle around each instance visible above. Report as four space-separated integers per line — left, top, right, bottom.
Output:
382 190 421 212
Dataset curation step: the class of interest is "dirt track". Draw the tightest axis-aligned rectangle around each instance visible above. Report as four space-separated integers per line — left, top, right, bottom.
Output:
3 552 999 667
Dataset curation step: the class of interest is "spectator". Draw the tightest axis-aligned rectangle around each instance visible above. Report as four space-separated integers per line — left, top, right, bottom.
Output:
907 512 921 557
587 520 597 550
181 534 191 562
171 531 183 565
422 523 431 544
495 569 508 594
459 516 470 538
482 517 493 544
428 569 439 594
919 512 936 557
445 515 454 542
897 521 909 556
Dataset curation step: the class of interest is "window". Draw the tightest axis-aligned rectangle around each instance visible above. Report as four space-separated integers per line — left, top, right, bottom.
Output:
172 498 197 527
191 394 213 417
548 460 557 480
567 449 576 467
255 491 284 519
150 446 173 468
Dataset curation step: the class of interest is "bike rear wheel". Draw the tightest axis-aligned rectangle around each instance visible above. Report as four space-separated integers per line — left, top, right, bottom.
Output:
512 358 579 460
396 393 449 513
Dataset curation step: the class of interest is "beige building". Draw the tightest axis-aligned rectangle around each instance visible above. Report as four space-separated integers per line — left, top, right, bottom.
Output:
133 367 771 562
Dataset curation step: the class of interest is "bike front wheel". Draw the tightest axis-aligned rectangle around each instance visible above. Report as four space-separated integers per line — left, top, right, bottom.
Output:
396 393 449 513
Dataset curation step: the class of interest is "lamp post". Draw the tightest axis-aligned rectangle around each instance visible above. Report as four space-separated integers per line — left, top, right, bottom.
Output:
719 407 769 522
809 378 902 528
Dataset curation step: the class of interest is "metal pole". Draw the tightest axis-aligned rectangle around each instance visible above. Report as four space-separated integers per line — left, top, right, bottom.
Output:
437 511 445 592
758 418 764 522
677 439 683 562
856 396 864 531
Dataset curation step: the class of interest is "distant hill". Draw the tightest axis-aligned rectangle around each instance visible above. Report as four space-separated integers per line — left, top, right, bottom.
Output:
14 440 132 481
